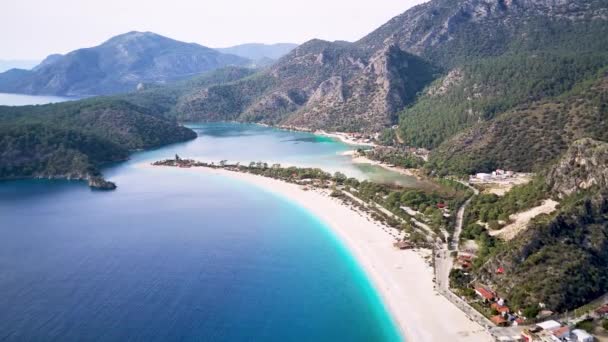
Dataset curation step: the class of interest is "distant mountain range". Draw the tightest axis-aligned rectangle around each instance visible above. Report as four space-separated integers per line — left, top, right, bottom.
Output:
0 59 40 73
216 43 297 62
0 35 298 97
0 32 251 96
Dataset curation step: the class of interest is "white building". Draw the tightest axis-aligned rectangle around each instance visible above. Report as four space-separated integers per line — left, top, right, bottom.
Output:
571 329 593 342
475 173 492 181
536 320 562 332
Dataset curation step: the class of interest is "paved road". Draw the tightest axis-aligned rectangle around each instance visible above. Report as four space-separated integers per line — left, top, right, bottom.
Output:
435 182 522 341
451 183 479 250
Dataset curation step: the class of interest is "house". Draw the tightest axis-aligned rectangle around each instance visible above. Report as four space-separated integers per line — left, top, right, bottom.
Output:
474 286 495 302
491 302 510 315
491 315 508 326
514 318 525 326
536 320 562 332
595 303 608 318
551 326 570 339
496 267 505 274
475 173 492 181
571 329 593 342
522 325 565 342
437 202 446 209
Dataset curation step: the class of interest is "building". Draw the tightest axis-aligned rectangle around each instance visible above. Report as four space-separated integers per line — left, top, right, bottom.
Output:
571 329 593 342
551 326 570 339
536 320 562 332
522 326 564 342
595 303 608 318
491 315 508 326
491 302 510 315
474 286 495 302
475 173 492 181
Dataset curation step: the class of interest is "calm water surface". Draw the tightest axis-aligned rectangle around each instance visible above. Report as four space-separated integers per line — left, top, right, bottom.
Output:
0 123 406 341
0 92 76 106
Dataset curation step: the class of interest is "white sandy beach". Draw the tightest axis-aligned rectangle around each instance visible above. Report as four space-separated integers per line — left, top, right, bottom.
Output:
165 165 492 342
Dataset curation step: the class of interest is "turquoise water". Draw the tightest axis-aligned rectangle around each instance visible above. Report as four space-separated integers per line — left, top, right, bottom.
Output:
0 123 403 341
0 92 76 106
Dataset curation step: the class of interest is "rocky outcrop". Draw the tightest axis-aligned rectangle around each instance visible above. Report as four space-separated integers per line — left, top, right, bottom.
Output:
175 38 436 132
356 0 608 66
547 138 608 197
88 177 117 190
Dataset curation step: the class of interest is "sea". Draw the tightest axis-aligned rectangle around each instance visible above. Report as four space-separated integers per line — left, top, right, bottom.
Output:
0 92 76 106
0 95 414 341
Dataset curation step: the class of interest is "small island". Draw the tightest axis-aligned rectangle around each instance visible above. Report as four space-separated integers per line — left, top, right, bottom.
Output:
88 176 117 191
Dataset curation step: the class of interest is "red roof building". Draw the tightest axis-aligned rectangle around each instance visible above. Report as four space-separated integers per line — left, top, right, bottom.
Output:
491 315 508 326
496 267 505 274
475 286 495 301
596 304 608 317
491 303 510 314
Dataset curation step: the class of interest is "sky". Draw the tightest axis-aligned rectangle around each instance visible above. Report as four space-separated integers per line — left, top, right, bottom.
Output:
0 0 426 60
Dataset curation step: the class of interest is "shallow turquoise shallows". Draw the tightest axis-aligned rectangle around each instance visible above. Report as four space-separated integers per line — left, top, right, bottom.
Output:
0 123 404 341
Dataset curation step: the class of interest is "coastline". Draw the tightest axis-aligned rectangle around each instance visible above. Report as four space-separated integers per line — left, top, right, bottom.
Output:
343 150 424 180
159 164 491 342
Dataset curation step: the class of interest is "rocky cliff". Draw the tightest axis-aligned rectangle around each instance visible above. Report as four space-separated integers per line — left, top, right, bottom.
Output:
175 39 436 132
547 138 608 198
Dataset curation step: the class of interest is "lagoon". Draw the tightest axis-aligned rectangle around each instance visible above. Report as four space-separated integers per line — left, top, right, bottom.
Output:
0 123 404 341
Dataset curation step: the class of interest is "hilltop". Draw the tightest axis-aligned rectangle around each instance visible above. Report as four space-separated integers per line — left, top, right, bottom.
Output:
0 31 250 96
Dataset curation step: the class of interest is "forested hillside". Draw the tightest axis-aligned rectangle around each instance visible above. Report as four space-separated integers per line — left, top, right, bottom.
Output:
0 98 196 186
428 69 608 174
465 139 608 313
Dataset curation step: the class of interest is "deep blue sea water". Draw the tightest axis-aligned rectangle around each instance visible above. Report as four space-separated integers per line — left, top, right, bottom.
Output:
0 123 404 341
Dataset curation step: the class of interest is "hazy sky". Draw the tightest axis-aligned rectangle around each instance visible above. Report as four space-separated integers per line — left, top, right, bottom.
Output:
1 0 426 60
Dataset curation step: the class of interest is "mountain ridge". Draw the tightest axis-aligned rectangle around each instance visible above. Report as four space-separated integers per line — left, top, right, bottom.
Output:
0 31 250 96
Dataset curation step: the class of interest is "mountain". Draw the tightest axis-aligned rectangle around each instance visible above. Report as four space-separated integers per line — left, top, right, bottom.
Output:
144 0 608 138
0 31 250 96
356 0 608 67
428 69 608 175
379 0 608 174
216 43 298 61
173 39 437 132
0 59 39 73
0 98 196 186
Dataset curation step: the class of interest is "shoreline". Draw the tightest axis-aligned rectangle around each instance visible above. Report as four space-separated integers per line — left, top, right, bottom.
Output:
261 123 377 147
343 150 424 180
151 164 491 341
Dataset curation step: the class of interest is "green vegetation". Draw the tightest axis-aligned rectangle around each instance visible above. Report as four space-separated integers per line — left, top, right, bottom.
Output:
0 124 127 179
473 191 608 312
358 147 424 169
576 319 595 333
459 179 548 271
465 178 549 228
398 53 608 150
428 69 608 175
0 97 196 183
